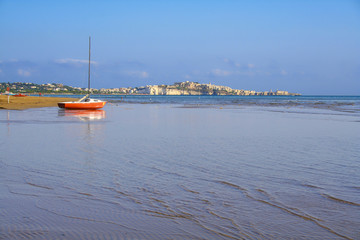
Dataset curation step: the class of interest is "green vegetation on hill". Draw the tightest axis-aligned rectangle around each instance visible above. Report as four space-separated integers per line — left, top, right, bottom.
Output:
0 82 99 94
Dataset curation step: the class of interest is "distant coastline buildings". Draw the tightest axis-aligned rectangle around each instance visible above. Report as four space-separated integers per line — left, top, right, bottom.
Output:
0 81 300 96
129 81 300 96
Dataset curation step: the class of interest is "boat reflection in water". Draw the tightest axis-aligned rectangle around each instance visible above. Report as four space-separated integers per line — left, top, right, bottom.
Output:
58 109 106 121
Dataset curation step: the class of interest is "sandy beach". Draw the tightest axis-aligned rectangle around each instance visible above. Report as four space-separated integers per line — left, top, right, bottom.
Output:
1 102 359 239
0 95 79 110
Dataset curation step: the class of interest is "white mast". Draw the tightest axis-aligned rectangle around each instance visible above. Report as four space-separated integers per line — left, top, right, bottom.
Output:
88 36 91 96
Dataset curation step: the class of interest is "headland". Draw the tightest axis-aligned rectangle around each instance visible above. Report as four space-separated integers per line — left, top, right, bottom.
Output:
131 81 301 96
1 81 300 96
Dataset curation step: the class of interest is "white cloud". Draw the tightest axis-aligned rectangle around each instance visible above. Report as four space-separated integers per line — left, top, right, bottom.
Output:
223 58 255 69
55 58 98 65
17 69 31 77
140 71 149 78
223 58 238 67
280 70 288 75
212 69 231 77
125 70 149 78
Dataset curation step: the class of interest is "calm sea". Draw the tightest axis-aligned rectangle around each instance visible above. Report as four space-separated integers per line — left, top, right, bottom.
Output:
1 95 359 239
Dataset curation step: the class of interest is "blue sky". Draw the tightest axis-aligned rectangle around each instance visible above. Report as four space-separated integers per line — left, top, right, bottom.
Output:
0 0 359 94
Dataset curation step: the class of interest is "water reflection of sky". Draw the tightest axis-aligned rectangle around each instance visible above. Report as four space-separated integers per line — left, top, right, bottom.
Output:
0 104 359 239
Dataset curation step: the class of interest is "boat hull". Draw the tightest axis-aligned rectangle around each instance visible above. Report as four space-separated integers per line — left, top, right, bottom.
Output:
58 101 106 109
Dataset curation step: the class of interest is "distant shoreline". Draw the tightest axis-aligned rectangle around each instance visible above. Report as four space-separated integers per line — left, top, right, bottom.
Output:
0 81 301 96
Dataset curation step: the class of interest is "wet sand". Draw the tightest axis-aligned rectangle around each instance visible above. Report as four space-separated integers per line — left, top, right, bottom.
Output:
0 95 79 110
1 104 359 239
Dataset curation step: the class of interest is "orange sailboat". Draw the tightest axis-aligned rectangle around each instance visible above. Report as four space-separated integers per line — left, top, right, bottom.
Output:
58 37 106 110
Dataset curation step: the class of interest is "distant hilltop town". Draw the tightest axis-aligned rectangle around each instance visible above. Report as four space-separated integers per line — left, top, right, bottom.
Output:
129 81 300 96
0 81 300 96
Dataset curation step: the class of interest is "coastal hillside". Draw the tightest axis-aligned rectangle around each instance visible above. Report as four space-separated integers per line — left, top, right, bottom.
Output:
0 81 300 96
132 81 300 96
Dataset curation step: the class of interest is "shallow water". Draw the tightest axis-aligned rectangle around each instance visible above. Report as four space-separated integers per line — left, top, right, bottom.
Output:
47 95 360 115
0 103 359 239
